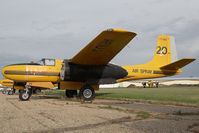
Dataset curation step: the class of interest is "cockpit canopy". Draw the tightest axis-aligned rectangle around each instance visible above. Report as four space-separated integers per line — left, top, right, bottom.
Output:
37 58 55 66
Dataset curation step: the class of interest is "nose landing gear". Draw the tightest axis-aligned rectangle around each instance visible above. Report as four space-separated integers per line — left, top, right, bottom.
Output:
19 86 32 101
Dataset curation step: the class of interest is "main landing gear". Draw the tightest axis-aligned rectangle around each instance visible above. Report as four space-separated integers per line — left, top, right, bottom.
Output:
65 90 77 98
19 86 32 101
33 88 41 94
65 85 95 101
79 85 95 101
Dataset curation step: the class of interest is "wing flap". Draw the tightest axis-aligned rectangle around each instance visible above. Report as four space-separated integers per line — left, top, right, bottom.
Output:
70 28 136 65
160 58 195 70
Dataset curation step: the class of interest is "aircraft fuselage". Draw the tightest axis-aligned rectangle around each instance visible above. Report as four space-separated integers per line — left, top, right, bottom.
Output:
1 59 128 85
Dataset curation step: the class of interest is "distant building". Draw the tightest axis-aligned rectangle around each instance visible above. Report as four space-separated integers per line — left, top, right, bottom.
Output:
99 79 199 88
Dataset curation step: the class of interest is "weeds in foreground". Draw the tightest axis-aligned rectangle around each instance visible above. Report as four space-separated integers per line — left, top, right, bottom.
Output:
173 110 199 116
136 111 151 119
102 105 151 119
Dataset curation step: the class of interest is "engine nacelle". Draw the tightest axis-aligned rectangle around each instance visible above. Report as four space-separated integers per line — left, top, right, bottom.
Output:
60 60 128 84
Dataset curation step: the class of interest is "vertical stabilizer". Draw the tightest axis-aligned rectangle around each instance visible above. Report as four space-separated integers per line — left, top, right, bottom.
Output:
146 35 177 67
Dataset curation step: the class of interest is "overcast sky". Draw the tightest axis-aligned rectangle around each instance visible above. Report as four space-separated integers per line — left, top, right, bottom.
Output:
0 0 198 79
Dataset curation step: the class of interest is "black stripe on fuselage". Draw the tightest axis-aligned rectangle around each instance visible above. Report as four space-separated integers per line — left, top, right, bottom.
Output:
4 70 59 76
153 70 176 75
6 63 41 67
3 81 13 83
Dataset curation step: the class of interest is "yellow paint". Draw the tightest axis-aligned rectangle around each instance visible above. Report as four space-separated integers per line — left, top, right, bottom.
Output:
160 58 196 70
117 66 182 82
14 86 25 90
60 81 99 90
142 35 172 67
0 79 24 90
26 82 55 89
117 35 195 82
70 28 136 65
2 59 63 82
0 79 13 87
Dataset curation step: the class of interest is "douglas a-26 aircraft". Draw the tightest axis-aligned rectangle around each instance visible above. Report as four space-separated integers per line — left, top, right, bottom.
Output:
1 29 195 101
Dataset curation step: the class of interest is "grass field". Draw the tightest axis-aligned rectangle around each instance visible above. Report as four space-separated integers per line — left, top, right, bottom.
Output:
96 86 199 105
44 86 199 106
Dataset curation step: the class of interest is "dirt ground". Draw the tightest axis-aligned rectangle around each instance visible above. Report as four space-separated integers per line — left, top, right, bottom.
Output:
0 93 199 133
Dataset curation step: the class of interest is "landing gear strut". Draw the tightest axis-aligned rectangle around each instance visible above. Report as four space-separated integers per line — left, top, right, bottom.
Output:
65 90 77 98
8 89 15 95
79 85 95 101
19 86 32 101
33 88 41 94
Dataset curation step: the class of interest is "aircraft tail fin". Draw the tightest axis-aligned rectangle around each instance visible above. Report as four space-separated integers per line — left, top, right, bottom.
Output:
160 58 195 70
146 35 178 67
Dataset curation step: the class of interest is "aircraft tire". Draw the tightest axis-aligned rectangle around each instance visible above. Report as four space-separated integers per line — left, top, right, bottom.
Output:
19 89 32 101
18 90 22 93
2 90 6 94
8 90 14 95
33 88 41 94
79 85 95 101
65 90 77 98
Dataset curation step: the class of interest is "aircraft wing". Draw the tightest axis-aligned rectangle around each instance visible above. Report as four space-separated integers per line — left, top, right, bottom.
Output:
70 28 136 65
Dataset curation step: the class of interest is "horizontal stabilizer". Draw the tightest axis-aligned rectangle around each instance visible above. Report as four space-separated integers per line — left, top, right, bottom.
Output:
160 58 195 70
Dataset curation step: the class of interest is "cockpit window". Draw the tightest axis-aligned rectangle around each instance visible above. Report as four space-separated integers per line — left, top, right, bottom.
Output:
44 59 55 66
36 58 55 66
36 60 44 65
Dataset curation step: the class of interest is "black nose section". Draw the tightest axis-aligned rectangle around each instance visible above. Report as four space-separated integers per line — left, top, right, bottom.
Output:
103 64 128 80
113 65 128 79
119 67 128 78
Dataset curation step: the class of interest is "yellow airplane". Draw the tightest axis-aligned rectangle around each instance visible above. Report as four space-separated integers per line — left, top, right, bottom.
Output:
1 28 195 101
0 79 15 94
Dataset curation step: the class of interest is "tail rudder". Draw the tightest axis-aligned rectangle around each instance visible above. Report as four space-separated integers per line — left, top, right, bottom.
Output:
147 35 177 66
147 35 195 70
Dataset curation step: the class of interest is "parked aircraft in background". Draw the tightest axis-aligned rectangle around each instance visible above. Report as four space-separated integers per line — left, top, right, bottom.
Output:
0 79 54 95
1 28 195 101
